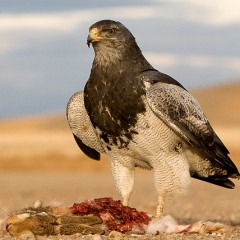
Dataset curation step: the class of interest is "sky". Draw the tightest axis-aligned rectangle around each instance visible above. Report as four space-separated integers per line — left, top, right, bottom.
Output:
1 0 240 118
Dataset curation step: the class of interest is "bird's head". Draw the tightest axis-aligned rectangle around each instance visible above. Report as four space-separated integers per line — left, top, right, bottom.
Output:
87 20 135 50
86 20 149 68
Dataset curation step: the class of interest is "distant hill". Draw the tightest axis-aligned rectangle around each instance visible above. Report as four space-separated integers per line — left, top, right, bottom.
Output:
0 81 239 131
0 114 68 132
0 82 239 171
192 81 240 127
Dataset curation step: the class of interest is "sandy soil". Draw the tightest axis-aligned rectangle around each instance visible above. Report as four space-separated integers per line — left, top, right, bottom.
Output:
0 170 240 239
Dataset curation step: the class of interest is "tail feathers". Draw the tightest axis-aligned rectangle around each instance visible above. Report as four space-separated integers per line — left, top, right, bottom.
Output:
202 129 239 176
211 134 239 175
214 144 239 174
203 145 238 176
234 173 240 180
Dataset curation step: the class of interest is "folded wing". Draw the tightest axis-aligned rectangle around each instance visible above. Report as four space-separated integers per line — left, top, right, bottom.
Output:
142 70 239 176
67 91 104 160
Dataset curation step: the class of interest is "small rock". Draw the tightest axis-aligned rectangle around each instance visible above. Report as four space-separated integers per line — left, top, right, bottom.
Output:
109 230 124 238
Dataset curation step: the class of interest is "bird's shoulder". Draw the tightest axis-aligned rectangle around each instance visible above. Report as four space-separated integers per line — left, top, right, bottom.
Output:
142 72 211 147
138 69 186 89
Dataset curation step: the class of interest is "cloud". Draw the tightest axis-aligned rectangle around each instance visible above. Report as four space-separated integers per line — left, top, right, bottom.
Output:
1 1 240 54
0 11 89 32
145 52 240 71
144 53 179 67
0 38 23 54
1 1 240 117
0 7 156 54
152 0 240 26
1 2 240 32
0 7 157 32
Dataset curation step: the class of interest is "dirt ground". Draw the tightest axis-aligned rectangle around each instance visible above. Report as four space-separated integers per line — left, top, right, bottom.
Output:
0 169 239 239
0 87 240 239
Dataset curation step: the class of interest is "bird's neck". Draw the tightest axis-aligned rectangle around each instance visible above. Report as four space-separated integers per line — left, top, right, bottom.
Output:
92 42 153 73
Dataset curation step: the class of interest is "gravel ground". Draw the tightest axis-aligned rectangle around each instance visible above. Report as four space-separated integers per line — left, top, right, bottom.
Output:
0 170 239 239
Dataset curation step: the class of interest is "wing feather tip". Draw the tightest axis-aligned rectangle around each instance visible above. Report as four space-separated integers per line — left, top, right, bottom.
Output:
192 175 237 189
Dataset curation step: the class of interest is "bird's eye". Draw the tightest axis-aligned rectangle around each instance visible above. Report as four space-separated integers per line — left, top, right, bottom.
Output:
104 28 117 34
101 28 118 35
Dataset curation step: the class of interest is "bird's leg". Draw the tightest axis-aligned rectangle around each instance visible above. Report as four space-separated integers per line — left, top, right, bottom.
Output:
152 167 166 218
122 195 129 206
110 159 135 206
155 195 165 218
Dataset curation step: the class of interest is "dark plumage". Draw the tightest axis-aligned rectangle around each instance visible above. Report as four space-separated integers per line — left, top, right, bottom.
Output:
68 20 240 217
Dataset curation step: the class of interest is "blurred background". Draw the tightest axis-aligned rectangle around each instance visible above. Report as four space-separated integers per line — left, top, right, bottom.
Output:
1 0 240 118
0 0 240 224
0 0 239 172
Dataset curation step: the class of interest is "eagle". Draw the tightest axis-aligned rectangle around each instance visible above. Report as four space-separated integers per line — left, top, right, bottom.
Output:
67 20 240 217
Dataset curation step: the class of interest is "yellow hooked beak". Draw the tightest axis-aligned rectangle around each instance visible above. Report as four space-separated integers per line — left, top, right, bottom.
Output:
87 28 103 47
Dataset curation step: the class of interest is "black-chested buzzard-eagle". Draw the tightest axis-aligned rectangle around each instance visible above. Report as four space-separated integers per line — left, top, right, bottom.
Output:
67 20 240 217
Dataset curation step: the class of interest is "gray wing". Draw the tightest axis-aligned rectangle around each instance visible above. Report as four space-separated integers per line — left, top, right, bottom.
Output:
146 82 211 147
66 91 104 160
145 80 238 173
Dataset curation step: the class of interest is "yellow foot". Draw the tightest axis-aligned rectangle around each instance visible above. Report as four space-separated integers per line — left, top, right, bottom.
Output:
122 195 129 206
155 195 165 218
